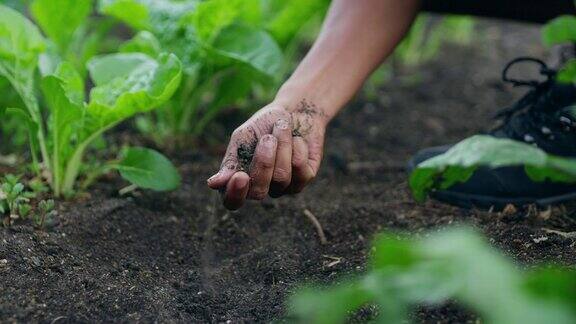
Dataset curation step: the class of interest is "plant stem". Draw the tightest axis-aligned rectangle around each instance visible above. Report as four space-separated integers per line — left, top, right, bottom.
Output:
61 126 112 196
118 184 138 196
177 79 201 134
9 79 51 180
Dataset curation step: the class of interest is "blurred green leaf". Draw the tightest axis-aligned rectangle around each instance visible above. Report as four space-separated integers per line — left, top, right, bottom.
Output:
288 227 576 323
98 0 151 30
31 0 92 52
558 59 576 84
0 4 45 97
288 282 372 324
187 0 261 43
120 31 161 57
211 24 283 78
524 267 576 310
115 147 181 191
542 15 576 47
264 0 329 47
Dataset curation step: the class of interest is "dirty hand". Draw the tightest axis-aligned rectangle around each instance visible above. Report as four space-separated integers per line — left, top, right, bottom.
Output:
207 99 328 210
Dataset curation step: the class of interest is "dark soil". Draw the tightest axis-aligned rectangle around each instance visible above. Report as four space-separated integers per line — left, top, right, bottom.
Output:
2 20 576 323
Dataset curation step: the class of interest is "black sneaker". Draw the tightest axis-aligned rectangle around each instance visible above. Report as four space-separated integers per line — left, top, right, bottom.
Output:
408 57 576 209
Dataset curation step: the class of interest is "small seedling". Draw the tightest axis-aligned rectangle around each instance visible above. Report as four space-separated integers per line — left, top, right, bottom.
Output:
0 175 34 226
34 199 55 229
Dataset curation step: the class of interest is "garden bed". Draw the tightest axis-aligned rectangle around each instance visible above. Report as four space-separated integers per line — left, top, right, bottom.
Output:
1 20 575 323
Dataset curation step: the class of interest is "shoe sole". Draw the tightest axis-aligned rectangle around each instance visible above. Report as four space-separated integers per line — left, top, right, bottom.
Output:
431 189 576 210
407 159 576 210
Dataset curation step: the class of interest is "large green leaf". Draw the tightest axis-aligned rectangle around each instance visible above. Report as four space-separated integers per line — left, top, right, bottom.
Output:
41 64 84 195
115 147 180 191
31 0 92 51
211 24 283 78
87 52 156 86
542 15 576 47
0 4 45 97
52 54 181 195
409 135 576 202
87 53 182 128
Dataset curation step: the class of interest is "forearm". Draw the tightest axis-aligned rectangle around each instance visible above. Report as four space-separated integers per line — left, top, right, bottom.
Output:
275 0 420 121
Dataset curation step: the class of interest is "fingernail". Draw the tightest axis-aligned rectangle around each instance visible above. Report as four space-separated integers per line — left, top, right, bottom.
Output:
207 173 219 184
275 119 289 130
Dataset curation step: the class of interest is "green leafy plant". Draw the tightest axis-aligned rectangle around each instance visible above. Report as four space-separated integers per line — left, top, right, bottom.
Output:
288 227 576 323
0 175 34 225
2 0 115 154
97 0 281 144
0 4 183 197
34 199 55 229
99 0 328 145
31 0 119 76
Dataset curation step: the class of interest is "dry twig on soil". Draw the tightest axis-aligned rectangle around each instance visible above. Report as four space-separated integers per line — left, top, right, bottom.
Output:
543 228 576 239
303 209 328 245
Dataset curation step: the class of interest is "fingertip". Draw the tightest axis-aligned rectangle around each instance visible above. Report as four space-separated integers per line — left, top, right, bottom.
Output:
223 172 250 210
207 173 221 188
207 168 235 189
232 172 250 190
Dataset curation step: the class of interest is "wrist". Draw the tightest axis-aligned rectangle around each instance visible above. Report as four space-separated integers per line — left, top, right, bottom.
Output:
273 83 340 127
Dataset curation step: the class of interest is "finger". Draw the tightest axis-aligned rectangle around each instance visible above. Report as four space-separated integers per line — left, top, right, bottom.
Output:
207 127 256 190
248 134 278 200
223 172 250 210
286 136 315 194
269 119 292 197
207 143 239 190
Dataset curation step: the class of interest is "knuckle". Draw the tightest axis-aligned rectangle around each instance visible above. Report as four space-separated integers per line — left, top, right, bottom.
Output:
231 128 243 138
272 168 291 183
256 158 275 170
276 134 291 146
261 134 276 142
292 158 306 170
251 190 267 200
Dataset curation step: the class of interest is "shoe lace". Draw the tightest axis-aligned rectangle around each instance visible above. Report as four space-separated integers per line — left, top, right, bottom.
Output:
491 57 573 146
493 57 557 122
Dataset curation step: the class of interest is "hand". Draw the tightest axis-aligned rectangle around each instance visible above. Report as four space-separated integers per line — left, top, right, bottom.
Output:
207 99 328 210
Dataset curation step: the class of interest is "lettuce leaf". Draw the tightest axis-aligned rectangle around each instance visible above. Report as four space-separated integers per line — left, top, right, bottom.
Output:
409 135 576 202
